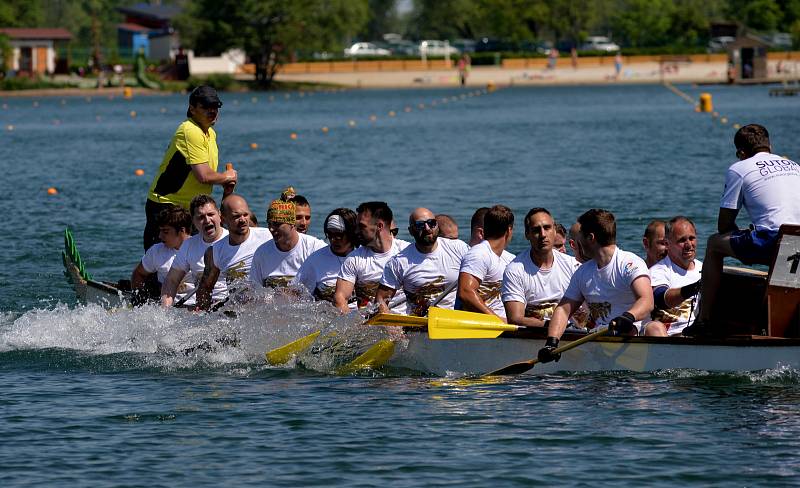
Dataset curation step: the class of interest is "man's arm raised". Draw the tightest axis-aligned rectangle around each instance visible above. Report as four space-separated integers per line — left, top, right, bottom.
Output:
333 278 355 314
191 163 237 186
195 247 220 311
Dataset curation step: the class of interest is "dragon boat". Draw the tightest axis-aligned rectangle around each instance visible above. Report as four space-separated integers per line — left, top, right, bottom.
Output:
62 228 131 308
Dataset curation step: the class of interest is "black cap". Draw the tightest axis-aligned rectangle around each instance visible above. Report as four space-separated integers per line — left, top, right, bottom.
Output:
189 85 222 108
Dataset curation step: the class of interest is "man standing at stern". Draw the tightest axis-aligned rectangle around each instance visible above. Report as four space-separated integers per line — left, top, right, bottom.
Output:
144 85 237 250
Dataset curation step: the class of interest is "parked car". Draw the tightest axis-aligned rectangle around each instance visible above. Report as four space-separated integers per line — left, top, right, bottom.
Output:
452 39 476 53
579 36 620 52
419 40 460 57
475 37 517 52
343 42 391 57
707 36 735 53
769 32 793 50
386 40 419 56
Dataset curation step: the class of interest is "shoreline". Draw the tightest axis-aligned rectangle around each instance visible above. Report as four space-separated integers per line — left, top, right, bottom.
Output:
2 60 797 97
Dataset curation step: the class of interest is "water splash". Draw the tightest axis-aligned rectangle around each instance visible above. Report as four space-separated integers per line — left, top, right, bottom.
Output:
0 289 398 374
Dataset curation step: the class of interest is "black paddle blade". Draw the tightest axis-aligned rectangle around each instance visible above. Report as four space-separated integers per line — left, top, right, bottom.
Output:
486 360 536 376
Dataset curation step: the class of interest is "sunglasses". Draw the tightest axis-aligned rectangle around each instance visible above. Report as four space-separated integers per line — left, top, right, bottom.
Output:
326 231 346 240
390 228 399 237
412 219 438 231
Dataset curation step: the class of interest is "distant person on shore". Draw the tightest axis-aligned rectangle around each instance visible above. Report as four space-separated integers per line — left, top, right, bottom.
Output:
143 85 237 250
614 52 623 79
645 216 702 337
436 214 459 239
570 47 578 69
690 124 800 335
502 208 580 328
376 208 469 316
537 209 653 363
457 205 515 319
643 220 668 268
554 222 568 253
457 54 471 86
160 195 228 308
547 48 559 70
195 195 273 310
132 206 192 305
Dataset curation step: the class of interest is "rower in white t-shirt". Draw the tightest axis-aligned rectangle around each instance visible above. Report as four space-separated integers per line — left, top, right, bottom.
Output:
161 195 228 307
334 202 409 313
646 216 703 336
293 209 359 307
250 198 326 288
458 205 515 319
502 208 580 327
538 209 654 364
377 208 470 316
131 206 192 305
696 124 800 334
195 195 272 310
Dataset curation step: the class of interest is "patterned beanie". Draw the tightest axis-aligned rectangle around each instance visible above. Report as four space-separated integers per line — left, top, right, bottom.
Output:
267 199 296 225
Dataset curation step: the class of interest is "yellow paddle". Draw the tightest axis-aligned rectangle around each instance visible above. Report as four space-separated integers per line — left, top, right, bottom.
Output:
485 327 610 376
265 331 321 365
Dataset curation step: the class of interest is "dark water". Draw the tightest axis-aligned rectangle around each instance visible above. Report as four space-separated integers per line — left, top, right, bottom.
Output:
2 85 800 486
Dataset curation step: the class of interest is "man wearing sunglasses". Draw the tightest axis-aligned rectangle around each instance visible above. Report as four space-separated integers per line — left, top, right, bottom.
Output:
144 85 238 250
334 202 409 313
376 208 469 316
458 205 516 319
250 198 326 289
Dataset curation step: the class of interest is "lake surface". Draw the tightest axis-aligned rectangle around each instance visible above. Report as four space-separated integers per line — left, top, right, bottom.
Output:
2 84 800 486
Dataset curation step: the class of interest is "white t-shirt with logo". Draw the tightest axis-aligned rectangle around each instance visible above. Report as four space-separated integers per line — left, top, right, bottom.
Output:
563 247 650 331
459 240 515 317
212 227 273 284
501 249 580 320
720 152 800 231
250 233 326 288
649 255 703 336
171 229 229 304
142 243 179 285
338 238 409 313
293 245 352 307
381 238 470 316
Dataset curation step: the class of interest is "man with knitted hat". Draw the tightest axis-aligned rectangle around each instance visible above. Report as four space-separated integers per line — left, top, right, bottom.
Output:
250 195 326 289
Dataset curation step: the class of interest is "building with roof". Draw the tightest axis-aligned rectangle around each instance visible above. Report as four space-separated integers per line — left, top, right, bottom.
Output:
0 28 72 75
117 3 181 61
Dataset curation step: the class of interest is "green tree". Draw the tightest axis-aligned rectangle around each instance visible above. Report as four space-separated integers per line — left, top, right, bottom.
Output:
612 0 676 47
177 0 368 87
727 0 783 31
0 0 45 27
362 0 401 40
407 0 477 40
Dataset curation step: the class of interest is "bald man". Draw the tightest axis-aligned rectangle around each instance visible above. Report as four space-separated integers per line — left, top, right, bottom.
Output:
376 208 469 316
195 195 273 310
435 214 459 240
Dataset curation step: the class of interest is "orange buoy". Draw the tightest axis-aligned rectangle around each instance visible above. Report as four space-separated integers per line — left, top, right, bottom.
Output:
418 103 425 109
6 125 13 131
733 123 741 129
134 168 145 176
720 117 728 124
160 107 167 113
388 110 396 117
290 132 298 140
404 107 411 113
321 127 329 133
123 87 133 99
250 142 258 150
348 120 356 127
369 115 377 122
130 110 137 118
47 187 58 195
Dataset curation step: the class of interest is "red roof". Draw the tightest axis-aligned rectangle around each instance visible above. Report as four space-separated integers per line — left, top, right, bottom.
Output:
0 28 72 40
117 23 152 33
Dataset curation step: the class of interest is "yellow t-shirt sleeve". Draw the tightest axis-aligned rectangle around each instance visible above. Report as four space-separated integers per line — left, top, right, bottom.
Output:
177 124 211 166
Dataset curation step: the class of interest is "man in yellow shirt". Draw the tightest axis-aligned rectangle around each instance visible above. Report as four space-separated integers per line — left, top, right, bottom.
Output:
143 85 237 250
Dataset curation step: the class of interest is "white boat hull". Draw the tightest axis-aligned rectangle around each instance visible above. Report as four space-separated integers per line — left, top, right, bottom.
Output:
391 332 800 376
